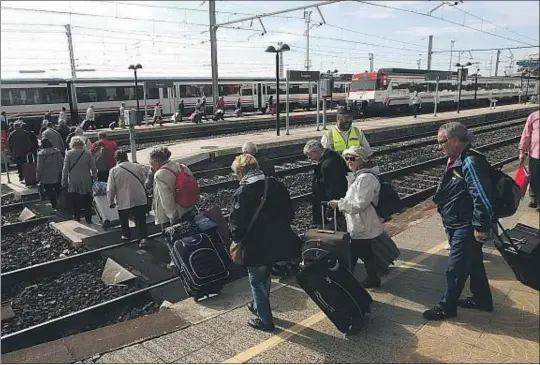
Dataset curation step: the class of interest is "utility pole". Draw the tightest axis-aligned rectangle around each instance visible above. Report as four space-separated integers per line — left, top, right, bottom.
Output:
449 40 455 71
494 49 501 76
427 35 433 70
305 10 312 108
209 0 219 114
417 57 421 70
65 24 79 124
368 53 374 72
489 52 493 76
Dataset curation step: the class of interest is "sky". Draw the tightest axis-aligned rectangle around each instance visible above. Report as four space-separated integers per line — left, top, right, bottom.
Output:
1 0 539 80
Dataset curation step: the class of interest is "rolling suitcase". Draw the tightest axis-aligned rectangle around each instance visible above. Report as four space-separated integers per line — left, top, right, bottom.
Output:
371 231 400 275
23 153 37 186
301 202 352 270
165 231 230 301
93 194 119 229
492 222 539 291
296 253 373 333
80 119 91 131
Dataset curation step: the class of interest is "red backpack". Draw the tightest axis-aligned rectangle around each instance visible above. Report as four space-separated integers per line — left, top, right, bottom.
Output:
160 164 200 208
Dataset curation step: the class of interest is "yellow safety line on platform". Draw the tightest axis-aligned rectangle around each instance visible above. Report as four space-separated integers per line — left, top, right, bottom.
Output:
222 240 448 364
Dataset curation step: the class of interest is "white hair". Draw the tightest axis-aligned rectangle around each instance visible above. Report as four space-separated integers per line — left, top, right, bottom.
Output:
70 136 85 149
303 140 324 155
242 142 257 154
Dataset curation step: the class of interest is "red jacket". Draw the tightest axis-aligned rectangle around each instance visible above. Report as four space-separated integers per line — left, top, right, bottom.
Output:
90 138 118 169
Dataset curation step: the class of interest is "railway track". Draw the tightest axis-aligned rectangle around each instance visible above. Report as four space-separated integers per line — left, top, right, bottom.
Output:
0 128 523 354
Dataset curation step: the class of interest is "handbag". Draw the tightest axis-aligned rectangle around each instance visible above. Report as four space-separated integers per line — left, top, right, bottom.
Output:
230 178 269 265
514 166 530 198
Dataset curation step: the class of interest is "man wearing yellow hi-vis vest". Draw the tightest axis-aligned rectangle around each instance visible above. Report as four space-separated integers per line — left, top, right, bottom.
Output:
321 107 373 155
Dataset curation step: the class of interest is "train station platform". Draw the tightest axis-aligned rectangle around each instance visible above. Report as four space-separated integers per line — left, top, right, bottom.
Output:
131 103 537 167
5 163 537 364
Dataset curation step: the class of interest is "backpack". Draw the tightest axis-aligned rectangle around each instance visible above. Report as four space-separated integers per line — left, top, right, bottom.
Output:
92 143 108 171
469 152 520 219
365 172 404 221
160 164 200 208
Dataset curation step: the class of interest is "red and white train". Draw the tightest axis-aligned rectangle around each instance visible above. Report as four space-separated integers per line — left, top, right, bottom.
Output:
347 68 538 112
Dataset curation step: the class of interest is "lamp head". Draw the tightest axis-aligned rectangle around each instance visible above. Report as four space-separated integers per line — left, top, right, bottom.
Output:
265 46 277 53
279 43 290 52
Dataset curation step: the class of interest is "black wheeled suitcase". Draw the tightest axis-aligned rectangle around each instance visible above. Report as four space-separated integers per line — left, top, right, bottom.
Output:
371 231 400 275
493 222 540 291
301 202 352 270
80 119 91 131
163 220 230 301
296 253 373 333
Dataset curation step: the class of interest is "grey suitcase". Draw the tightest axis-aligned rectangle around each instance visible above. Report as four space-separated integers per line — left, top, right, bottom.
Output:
371 231 400 275
301 202 352 270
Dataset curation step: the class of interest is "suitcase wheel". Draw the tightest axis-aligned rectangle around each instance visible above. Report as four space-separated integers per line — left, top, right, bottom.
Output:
328 258 340 271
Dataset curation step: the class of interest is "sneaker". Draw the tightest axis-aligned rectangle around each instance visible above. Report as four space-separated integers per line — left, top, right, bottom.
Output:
457 297 493 312
422 306 457 321
121 235 131 241
445 242 451 250
528 200 538 209
247 318 275 332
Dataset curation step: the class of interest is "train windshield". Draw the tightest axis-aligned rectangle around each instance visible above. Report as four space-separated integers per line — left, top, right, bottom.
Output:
350 80 377 91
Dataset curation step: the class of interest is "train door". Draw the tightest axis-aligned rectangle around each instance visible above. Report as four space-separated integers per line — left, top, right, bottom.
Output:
256 83 263 111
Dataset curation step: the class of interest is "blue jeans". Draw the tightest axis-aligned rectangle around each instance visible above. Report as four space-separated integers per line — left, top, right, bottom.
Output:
438 226 493 314
247 265 273 326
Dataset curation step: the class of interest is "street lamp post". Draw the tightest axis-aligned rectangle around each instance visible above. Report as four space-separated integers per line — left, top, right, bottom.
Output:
524 69 531 104
474 68 480 103
326 69 338 110
265 44 290 136
128 64 142 163
455 62 472 114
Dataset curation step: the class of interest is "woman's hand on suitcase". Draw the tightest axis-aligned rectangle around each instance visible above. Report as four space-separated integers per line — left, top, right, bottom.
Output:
328 200 339 209
110 203 116 209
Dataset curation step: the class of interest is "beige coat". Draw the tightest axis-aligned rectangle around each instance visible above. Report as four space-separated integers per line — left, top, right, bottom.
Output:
107 161 147 211
153 161 194 225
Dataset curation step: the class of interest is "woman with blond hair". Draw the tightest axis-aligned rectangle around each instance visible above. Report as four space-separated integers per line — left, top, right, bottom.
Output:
62 136 98 222
229 154 299 332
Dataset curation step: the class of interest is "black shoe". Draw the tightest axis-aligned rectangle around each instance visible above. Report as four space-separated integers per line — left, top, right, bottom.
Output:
85 218 92 224
528 200 538 208
247 318 275 332
361 278 381 289
457 297 493 312
247 302 257 316
422 306 457 321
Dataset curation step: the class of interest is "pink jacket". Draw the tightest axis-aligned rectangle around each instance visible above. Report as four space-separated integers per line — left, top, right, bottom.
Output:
519 111 540 160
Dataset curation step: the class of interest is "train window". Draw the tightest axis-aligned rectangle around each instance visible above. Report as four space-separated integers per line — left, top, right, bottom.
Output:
122 87 136 100
39 88 68 104
1 89 11 106
104 87 118 101
77 87 99 103
180 85 200 98
333 83 344 93
240 87 253 96
350 80 376 91
163 88 168 99
219 84 240 96
202 85 212 97
147 87 160 99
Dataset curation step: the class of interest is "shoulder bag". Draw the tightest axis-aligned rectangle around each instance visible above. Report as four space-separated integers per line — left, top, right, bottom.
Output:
230 178 269 265
119 165 152 212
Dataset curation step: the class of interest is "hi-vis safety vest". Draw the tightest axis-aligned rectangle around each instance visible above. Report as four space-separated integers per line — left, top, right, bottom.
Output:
326 126 363 153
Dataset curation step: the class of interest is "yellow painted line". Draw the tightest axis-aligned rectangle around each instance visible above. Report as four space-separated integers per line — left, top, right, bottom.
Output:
222 240 448 363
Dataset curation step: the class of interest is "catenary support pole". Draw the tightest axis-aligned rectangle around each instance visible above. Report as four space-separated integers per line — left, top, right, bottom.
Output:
427 35 433 70
209 0 219 114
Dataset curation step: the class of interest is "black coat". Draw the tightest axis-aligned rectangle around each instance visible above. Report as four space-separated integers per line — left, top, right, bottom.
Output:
253 152 276 177
311 149 349 225
56 125 70 143
229 175 301 267
8 129 31 157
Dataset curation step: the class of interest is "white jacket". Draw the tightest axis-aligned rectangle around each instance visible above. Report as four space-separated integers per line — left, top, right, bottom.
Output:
86 107 95 121
107 162 148 211
337 166 384 239
153 161 193 225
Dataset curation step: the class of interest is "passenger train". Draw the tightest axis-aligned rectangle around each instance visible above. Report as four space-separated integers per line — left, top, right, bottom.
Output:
347 68 538 112
1 75 351 130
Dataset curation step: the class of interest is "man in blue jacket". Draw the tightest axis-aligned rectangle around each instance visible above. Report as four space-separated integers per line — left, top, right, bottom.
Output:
424 122 494 321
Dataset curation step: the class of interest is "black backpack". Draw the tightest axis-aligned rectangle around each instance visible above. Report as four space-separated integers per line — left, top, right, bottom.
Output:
365 172 404 221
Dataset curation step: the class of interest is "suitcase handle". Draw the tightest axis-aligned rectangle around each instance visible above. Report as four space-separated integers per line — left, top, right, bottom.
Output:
320 201 338 233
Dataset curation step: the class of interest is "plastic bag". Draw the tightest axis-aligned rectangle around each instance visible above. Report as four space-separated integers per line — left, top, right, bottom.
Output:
92 181 108 197
514 166 530 198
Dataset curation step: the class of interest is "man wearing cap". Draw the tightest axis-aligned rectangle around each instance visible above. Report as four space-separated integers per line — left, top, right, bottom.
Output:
321 106 372 155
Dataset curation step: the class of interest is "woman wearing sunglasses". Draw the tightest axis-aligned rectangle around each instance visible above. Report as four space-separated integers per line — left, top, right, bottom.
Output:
328 145 385 288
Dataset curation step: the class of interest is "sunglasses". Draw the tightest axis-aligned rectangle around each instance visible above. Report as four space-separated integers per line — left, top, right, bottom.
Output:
438 139 449 145
344 156 357 161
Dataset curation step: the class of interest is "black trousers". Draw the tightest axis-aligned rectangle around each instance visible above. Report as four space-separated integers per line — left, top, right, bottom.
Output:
412 104 420 118
351 238 379 281
529 156 540 202
71 192 92 221
118 205 148 240
97 170 109 183
13 155 26 181
43 182 61 209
